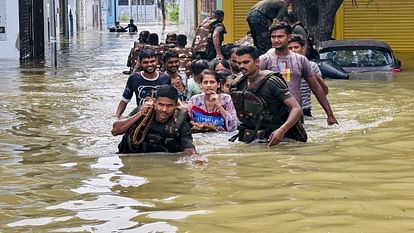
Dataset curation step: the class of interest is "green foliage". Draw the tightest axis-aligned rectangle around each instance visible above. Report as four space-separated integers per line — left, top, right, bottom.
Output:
167 2 179 23
119 15 129 23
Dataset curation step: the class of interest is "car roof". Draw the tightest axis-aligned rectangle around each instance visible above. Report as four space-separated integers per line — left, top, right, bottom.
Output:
319 39 393 53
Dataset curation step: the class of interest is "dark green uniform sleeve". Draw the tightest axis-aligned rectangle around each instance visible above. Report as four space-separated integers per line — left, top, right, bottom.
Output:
179 121 196 150
267 76 292 101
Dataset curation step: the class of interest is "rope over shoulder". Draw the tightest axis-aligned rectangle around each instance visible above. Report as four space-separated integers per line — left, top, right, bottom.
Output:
132 96 154 145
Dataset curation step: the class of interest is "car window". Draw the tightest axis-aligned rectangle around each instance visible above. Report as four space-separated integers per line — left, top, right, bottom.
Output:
320 48 393 67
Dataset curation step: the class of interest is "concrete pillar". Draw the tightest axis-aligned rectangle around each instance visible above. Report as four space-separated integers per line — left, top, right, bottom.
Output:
0 0 19 59
178 0 196 41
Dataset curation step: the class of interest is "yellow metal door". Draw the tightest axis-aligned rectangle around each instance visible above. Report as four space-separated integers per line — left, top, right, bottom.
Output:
223 0 259 43
343 0 414 51
234 1 258 40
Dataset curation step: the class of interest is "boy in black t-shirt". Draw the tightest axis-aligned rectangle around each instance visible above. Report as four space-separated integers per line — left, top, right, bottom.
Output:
116 49 170 119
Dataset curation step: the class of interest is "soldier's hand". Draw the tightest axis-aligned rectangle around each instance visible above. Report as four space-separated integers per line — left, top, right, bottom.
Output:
191 154 208 164
141 99 154 114
268 128 285 146
327 115 339 126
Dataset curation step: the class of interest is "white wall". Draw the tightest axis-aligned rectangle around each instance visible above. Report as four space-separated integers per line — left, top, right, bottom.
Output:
118 5 157 22
101 0 107 29
178 0 196 41
0 0 19 59
84 0 101 29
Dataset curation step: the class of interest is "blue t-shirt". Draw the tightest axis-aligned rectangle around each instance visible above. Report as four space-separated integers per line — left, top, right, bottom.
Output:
121 71 170 106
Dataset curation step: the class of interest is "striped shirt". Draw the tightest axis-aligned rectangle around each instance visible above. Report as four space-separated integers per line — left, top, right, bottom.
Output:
300 61 322 110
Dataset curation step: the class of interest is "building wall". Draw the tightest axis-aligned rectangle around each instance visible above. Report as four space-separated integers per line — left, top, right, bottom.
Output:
118 5 157 22
83 0 101 29
0 0 19 59
221 0 233 43
178 0 218 42
104 0 116 29
77 0 86 30
178 0 196 40
199 0 216 21
68 0 78 34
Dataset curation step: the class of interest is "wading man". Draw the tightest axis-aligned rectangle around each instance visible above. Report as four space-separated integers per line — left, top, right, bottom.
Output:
112 85 200 158
115 49 170 119
230 46 307 146
259 23 338 125
288 34 328 116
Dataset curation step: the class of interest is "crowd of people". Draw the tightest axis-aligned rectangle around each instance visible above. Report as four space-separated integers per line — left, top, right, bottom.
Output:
111 0 339 162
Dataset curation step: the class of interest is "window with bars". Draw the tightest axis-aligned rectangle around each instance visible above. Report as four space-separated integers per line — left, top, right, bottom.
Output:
118 0 155 5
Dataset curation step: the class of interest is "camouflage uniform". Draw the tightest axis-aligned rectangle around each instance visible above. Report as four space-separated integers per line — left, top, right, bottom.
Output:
234 34 254 47
131 44 165 72
192 17 226 60
171 47 194 77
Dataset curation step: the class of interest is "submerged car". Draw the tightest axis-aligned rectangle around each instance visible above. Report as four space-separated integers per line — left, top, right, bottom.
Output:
318 39 401 73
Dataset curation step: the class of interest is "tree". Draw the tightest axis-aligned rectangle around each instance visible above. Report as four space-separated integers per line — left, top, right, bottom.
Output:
291 0 345 42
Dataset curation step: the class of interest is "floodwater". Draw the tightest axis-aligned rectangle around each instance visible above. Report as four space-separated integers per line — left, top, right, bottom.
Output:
1 27 414 232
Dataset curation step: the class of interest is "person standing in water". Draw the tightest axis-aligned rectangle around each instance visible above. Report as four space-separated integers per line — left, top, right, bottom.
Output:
187 69 238 132
112 85 202 161
230 45 306 145
259 23 338 125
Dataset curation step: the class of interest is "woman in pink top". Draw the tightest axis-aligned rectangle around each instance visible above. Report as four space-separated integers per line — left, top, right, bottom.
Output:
187 69 238 132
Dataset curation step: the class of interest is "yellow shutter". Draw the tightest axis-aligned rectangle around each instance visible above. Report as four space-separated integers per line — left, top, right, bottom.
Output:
233 1 258 41
343 0 414 51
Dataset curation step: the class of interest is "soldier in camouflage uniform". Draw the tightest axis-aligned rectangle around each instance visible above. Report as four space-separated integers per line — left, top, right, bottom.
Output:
165 32 177 47
132 33 166 73
230 45 307 145
124 31 150 75
234 32 254 47
171 34 193 77
192 10 226 60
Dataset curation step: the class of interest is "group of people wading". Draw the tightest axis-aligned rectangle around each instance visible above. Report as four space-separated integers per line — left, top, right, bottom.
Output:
111 0 339 162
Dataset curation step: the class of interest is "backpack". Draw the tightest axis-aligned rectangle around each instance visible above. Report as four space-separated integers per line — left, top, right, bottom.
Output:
191 17 219 54
230 71 307 143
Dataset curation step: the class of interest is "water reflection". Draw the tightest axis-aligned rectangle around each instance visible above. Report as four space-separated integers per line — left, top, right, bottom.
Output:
1 26 414 232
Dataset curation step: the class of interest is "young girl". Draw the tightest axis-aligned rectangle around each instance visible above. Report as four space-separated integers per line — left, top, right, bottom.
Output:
187 69 238 132
220 73 235 94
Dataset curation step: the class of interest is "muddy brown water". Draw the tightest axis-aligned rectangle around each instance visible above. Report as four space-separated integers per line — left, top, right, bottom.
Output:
1 29 414 232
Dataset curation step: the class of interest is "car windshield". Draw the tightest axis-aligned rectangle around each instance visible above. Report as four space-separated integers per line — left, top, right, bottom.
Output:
320 47 393 67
